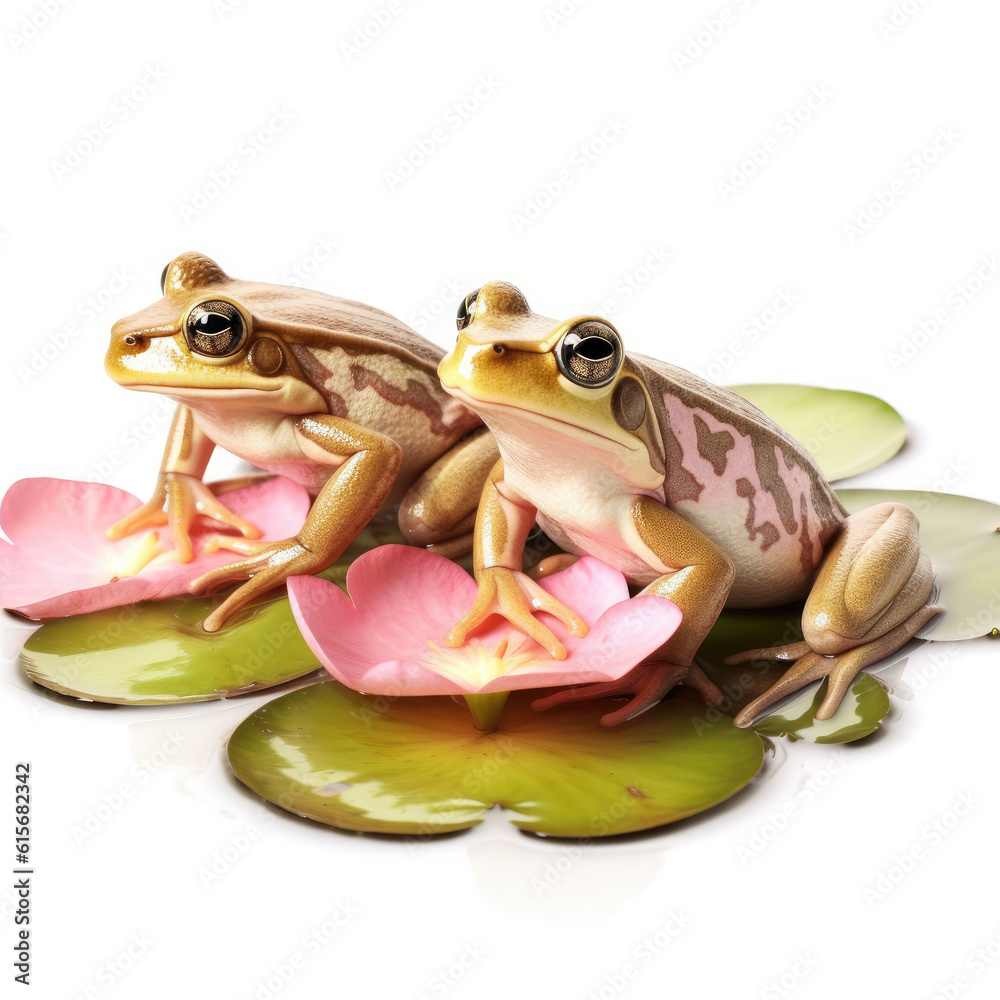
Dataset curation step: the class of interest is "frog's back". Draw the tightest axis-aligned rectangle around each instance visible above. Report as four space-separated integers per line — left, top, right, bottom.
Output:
239 282 481 482
632 354 846 606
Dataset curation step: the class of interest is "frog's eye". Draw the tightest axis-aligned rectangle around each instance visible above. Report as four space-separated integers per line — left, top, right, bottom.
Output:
556 321 621 388
160 262 169 295
456 288 481 332
184 300 248 359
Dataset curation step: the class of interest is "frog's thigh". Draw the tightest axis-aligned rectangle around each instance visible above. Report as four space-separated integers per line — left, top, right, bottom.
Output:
803 502 934 653
398 428 499 545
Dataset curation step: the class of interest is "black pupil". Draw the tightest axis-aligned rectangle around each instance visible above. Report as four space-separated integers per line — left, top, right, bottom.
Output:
196 313 231 335
573 336 614 361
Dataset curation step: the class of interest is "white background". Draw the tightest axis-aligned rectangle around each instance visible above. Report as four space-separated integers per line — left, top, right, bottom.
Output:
2 1 999 998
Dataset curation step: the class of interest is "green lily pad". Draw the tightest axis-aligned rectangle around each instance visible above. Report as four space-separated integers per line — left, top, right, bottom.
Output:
729 384 906 481
839 489 1000 640
695 606 891 743
227 682 764 837
19 521 405 705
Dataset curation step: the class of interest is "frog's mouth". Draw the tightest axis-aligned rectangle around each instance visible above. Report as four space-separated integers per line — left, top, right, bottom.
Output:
444 384 637 452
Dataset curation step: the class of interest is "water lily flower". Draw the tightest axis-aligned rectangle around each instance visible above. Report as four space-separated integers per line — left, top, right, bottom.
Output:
288 544 682 730
0 477 310 619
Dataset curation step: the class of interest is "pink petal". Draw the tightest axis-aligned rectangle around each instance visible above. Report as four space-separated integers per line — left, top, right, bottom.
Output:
0 476 312 619
288 546 485 688
197 476 310 542
478 594 681 692
533 556 631 627
1 478 140 550
289 543 684 698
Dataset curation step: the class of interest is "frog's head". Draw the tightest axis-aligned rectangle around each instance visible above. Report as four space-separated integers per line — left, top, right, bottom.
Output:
105 252 322 411
438 282 652 454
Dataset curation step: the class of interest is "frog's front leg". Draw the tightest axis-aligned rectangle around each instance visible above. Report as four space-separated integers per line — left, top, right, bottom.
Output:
533 495 731 726
397 427 499 558
106 405 262 560
731 503 941 726
444 458 589 658
191 414 402 631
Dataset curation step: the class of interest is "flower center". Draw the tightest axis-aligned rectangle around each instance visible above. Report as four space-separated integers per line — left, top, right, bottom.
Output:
109 531 164 580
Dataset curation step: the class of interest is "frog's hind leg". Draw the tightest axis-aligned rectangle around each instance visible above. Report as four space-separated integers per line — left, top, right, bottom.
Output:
398 428 499 557
729 502 941 726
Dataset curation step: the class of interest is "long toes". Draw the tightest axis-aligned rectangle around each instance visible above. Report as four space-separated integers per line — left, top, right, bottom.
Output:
600 689 664 727
724 641 812 666
733 652 832 727
683 663 724 706
815 653 867 720
531 681 621 712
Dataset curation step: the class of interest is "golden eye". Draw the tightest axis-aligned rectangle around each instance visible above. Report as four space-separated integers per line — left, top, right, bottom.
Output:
556 321 621 388
185 301 247 359
456 287 481 331
492 344 505 354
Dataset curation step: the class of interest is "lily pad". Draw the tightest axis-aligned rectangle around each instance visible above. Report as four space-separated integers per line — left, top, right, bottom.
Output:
227 682 764 837
729 384 906 481
695 606 891 743
839 489 1000 640
19 521 405 705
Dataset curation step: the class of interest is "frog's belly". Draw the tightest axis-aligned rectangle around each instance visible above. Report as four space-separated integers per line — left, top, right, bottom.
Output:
192 410 338 497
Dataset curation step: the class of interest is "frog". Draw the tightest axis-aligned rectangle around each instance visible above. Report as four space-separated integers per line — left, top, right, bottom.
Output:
437 281 939 727
104 252 499 631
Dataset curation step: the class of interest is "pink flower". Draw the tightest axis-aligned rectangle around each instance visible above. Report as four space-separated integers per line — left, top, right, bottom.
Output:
0 477 310 619
288 545 681 697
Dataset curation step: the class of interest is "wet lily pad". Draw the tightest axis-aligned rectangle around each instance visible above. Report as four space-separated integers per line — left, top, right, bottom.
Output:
227 682 764 837
729 384 906 481
695 606 891 743
19 522 405 704
839 489 1000 640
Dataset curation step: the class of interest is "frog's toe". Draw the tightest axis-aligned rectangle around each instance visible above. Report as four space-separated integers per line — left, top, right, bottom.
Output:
723 641 812 666
732 651 833 727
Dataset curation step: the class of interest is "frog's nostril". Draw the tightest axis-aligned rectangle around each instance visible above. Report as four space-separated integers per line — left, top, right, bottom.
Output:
122 333 149 353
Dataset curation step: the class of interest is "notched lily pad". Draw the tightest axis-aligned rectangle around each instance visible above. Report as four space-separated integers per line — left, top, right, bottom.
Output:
19 522 404 705
696 607 890 743
729 384 906 481
227 682 764 837
839 489 1000 640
